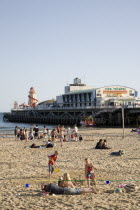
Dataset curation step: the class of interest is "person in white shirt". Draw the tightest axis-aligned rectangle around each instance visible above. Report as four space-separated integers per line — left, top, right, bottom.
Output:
67 125 71 141
74 124 78 141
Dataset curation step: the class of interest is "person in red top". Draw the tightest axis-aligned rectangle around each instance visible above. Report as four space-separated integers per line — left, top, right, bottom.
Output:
48 151 58 179
85 158 97 188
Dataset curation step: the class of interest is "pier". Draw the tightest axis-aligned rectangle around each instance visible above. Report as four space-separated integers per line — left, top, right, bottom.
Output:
3 107 140 126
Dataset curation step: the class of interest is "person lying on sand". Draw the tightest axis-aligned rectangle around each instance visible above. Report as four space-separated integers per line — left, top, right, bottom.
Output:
41 183 97 195
30 142 54 148
131 128 139 132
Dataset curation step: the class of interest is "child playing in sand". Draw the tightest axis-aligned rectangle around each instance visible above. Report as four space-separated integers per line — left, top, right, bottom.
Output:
48 151 58 179
85 158 97 188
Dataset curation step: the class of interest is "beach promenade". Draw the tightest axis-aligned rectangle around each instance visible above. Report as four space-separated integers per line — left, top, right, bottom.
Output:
0 128 140 209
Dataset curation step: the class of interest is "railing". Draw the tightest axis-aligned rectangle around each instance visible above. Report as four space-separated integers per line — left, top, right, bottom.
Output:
11 105 140 111
35 105 140 111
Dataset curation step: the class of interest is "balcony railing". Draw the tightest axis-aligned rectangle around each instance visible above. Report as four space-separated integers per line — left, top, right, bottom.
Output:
11 104 140 111
35 105 140 111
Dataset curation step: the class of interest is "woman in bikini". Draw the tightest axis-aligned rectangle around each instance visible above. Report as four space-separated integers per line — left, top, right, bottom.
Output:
85 158 97 188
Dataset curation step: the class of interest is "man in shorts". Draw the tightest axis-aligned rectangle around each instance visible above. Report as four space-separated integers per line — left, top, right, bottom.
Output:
48 151 58 179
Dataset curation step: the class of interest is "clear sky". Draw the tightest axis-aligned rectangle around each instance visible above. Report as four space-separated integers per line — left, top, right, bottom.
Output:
0 0 140 112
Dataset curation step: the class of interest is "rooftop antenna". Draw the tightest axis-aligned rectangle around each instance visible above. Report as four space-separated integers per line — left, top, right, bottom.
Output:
82 74 86 84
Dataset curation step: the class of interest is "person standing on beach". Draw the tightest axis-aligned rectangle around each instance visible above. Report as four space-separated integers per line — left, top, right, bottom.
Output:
29 128 34 140
57 125 60 134
33 125 39 139
43 126 47 138
85 158 97 188
20 129 25 140
48 151 58 179
51 129 56 142
14 126 18 139
74 124 78 141
59 126 65 146
24 129 29 143
67 125 71 141
17 127 20 140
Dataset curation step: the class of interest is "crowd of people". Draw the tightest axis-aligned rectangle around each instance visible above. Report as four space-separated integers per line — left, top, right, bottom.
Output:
14 124 82 146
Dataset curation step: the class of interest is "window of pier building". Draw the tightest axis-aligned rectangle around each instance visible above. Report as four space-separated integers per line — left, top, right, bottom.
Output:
75 94 78 102
84 93 87 102
88 93 91 101
70 95 73 102
67 95 70 103
79 94 82 102
129 90 135 96
63 96 66 103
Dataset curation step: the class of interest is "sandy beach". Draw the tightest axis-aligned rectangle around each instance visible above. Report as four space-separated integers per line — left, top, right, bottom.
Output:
0 128 140 210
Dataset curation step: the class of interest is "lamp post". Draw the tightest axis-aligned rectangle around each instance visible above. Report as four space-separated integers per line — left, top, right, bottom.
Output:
122 103 125 139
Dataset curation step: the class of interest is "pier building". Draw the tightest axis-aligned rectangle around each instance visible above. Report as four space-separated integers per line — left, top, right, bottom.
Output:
3 78 140 126
56 78 138 108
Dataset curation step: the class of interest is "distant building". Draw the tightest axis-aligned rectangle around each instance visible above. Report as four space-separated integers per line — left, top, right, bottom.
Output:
95 86 137 107
56 78 138 108
56 78 95 108
65 78 94 94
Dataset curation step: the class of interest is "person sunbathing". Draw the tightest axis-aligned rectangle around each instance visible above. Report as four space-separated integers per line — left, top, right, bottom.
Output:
30 143 37 148
41 183 97 195
131 128 139 132
30 141 54 148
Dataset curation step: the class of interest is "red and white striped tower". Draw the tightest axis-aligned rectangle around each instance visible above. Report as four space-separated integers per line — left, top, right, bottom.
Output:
28 87 38 107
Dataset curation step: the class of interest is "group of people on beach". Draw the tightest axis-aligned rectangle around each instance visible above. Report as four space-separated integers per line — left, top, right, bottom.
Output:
41 172 97 195
44 150 97 195
14 125 39 141
14 124 98 195
14 124 82 146
95 139 111 149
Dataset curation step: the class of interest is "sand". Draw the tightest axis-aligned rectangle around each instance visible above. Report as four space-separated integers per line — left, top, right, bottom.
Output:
0 128 140 210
